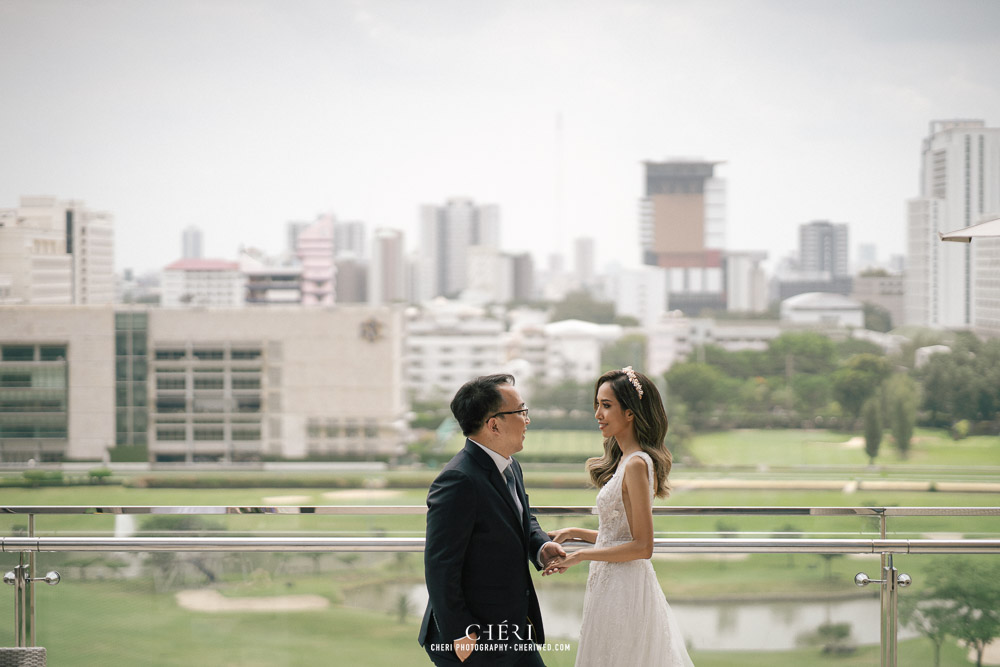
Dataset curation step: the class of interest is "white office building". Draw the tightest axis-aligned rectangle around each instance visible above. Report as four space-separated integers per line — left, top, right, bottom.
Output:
0 196 114 305
780 292 864 328
240 250 302 305
602 265 668 326
724 250 769 313
403 303 506 400
647 314 781 377
905 119 1000 329
162 259 245 308
0 305 405 463
541 319 623 385
462 246 513 305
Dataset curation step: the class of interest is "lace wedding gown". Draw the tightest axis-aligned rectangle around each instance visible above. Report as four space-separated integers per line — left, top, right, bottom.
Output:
575 451 695 666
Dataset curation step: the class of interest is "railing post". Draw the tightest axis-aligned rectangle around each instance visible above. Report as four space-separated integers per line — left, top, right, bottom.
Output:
28 514 36 647
12 555 28 648
881 552 897 667
880 512 891 667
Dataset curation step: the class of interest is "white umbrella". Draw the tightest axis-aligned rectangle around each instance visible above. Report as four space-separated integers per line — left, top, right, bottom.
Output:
939 215 1000 243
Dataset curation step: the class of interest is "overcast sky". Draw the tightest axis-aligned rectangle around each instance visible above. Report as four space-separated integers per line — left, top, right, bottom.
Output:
2 0 999 274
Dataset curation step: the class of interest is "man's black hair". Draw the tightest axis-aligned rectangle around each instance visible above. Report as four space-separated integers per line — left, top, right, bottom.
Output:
450 374 515 436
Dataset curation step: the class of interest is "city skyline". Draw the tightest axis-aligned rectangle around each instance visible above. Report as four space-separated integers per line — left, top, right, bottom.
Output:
2 1 999 274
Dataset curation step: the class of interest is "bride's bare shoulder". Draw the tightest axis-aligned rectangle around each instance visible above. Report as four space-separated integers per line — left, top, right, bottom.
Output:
623 454 650 479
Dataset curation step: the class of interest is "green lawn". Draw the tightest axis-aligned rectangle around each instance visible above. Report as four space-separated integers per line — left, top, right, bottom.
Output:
687 428 1000 468
439 426 1000 469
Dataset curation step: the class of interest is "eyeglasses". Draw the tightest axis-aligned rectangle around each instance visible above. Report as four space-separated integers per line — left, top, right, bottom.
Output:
489 408 529 420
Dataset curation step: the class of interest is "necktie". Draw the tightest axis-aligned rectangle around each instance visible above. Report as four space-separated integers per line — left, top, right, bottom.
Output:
503 465 524 517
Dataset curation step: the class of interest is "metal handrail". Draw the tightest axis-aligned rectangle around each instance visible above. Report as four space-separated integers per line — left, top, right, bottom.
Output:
3 505 999 516
3 536 1000 553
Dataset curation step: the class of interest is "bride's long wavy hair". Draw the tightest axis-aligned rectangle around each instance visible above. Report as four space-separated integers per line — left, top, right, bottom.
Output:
585 368 672 498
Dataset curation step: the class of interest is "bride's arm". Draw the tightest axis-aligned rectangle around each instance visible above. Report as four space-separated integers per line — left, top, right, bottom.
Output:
543 457 653 574
548 527 598 544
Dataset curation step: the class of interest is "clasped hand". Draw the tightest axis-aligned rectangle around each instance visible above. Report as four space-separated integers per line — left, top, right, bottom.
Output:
542 549 582 575
542 531 584 576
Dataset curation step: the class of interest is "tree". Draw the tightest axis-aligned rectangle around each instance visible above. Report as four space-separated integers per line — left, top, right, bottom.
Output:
943 560 1000 667
791 374 831 415
862 302 893 332
918 354 954 425
550 290 615 324
767 332 837 377
886 374 919 458
819 553 844 582
836 337 884 359
917 558 1000 667
832 354 891 426
664 401 694 461
395 592 413 624
612 314 640 327
664 363 729 427
900 596 952 667
703 345 767 379
915 338 1000 426
862 398 882 464
601 333 647 372
530 378 592 412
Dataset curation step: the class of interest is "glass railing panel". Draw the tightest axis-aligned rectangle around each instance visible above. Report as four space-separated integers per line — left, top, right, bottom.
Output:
8 549 889 666
892 553 1000 666
884 508 1000 540
21 550 426 666
3 507 998 666
529 552 882 665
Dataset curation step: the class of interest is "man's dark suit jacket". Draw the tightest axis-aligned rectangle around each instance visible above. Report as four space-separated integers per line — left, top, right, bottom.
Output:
419 439 550 658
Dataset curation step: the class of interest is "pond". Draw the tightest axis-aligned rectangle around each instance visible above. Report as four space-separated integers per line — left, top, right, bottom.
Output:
345 583 916 651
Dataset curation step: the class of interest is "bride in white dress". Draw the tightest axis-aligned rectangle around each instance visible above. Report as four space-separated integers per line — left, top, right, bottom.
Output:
544 367 694 666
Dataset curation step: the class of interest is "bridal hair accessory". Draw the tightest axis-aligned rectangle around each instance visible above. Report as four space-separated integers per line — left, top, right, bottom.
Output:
622 366 643 399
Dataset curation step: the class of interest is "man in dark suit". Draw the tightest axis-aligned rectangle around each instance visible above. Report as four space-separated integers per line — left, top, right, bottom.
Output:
419 374 565 665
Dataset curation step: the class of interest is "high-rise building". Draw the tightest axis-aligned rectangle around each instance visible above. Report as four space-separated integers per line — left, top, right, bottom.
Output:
334 221 366 259
574 237 595 289
462 246 512 304
724 250 769 313
0 196 114 305
369 228 406 305
296 216 336 306
182 225 203 259
417 198 499 300
286 221 310 255
640 160 726 314
906 120 1000 329
335 256 367 303
799 221 849 278
602 265 668 326
510 253 534 302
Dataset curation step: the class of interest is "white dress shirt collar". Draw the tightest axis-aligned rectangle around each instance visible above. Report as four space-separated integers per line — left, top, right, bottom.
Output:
469 438 513 475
